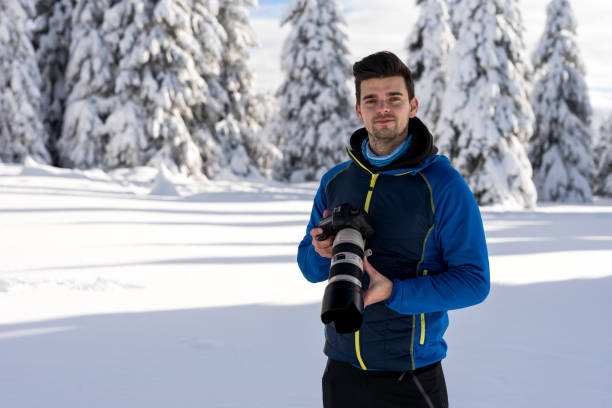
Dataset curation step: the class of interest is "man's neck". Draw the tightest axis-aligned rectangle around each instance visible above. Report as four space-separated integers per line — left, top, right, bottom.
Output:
368 136 407 156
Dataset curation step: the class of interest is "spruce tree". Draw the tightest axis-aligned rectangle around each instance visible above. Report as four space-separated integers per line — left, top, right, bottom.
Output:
188 0 230 177
594 113 612 197
32 0 74 164
0 0 50 164
435 0 536 208
529 0 594 203
275 0 356 182
58 0 114 169
100 0 224 175
216 0 280 177
445 0 461 39
59 0 230 176
405 0 454 133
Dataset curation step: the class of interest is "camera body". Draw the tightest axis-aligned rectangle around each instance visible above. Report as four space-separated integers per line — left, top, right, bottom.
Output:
316 203 374 333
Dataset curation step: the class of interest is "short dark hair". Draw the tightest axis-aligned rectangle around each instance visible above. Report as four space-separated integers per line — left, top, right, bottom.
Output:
352 51 415 103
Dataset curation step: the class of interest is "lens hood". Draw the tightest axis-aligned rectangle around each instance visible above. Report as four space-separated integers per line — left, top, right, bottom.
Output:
320 280 364 333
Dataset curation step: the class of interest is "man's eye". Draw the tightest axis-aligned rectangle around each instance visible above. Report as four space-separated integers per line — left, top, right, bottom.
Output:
364 100 376 104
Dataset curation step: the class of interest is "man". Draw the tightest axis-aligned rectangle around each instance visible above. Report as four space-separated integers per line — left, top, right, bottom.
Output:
297 51 490 408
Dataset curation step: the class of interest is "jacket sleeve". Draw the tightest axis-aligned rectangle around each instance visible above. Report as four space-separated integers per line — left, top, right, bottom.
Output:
384 167 490 314
297 179 332 283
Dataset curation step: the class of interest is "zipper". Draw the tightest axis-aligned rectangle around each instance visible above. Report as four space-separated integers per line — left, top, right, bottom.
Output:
420 270 428 345
354 172 379 371
364 174 379 212
346 157 435 369
411 174 435 367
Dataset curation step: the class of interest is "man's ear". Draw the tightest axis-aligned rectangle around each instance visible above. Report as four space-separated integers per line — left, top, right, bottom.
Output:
409 97 419 118
355 103 364 123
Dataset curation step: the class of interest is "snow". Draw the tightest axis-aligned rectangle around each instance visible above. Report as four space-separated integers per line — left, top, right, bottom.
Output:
275 0 357 181
529 0 594 203
594 113 612 196
249 0 612 112
435 0 537 208
1 162 612 407
404 0 454 133
0 0 49 164
149 164 181 196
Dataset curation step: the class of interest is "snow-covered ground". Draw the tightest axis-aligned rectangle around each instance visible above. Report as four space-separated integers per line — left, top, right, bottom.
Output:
1 161 612 407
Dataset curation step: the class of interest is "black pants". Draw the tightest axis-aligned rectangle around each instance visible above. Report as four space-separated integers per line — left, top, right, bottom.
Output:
322 359 448 408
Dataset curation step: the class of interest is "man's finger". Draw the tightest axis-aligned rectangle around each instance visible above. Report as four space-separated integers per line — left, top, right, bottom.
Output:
318 241 332 250
363 255 375 276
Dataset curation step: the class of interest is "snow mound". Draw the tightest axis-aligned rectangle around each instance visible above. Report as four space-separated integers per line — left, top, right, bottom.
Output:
19 156 111 181
149 165 180 196
20 156 85 178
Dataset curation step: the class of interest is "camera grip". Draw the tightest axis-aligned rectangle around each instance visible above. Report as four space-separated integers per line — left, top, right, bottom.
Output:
316 231 330 241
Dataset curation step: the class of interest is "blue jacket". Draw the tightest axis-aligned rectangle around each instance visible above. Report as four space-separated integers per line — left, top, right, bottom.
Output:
297 118 490 372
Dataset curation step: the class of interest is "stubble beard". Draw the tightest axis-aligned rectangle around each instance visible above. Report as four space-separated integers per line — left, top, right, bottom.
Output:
368 120 410 154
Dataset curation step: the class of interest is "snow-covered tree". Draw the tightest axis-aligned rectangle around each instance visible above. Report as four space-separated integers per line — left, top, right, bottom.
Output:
594 112 612 197
0 0 50 164
216 0 280 177
188 0 230 176
435 0 536 208
251 90 281 170
57 0 114 169
529 0 594 203
405 0 454 133
445 0 461 38
275 0 356 182
59 0 232 176
32 0 74 164
100 0 225 175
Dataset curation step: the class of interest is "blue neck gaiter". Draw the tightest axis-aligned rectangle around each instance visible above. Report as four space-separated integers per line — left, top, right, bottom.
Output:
361 135 413 167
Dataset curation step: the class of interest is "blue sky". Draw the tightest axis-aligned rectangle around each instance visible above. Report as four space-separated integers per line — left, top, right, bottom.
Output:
251 0 288 18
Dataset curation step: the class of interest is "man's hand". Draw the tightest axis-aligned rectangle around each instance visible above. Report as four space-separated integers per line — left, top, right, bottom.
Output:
310 210 333 258
363 255 393 307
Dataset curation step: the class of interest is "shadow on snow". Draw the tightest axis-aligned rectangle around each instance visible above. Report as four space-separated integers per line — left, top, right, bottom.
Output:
1 277 611 407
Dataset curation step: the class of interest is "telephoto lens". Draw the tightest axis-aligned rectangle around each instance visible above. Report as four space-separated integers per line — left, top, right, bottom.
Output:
317 204 374 333
320 227 367 333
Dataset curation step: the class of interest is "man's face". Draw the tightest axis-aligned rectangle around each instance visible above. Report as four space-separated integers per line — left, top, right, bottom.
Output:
355 76 418 151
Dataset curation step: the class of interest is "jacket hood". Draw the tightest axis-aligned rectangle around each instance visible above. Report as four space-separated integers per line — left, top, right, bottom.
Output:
348 116 439 174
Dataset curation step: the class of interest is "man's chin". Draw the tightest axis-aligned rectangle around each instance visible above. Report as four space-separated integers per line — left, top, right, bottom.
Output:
371 129 398 141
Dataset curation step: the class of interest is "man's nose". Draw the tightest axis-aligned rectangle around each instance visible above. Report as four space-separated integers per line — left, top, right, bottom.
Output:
376 99 391 112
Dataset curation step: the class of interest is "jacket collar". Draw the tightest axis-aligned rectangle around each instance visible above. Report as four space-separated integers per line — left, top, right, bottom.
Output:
348 116 438 173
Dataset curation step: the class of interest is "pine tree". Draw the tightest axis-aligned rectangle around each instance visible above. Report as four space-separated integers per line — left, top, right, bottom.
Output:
57 0 114 169
445 0 461 38
32 0 74 164
216 0 280 177
435 0 536 208
529 0 594 203
188 0 230 177
0 0 50 164
59 0 231 176
275 0 356 182
100 0 224 175
594 112 612 197
405 0 454 133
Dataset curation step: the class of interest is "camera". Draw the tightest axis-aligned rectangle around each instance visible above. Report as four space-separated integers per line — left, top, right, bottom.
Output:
316 203 374 333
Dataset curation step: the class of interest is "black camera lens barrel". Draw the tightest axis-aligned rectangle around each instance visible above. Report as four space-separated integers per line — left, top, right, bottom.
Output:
321 227 367 333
